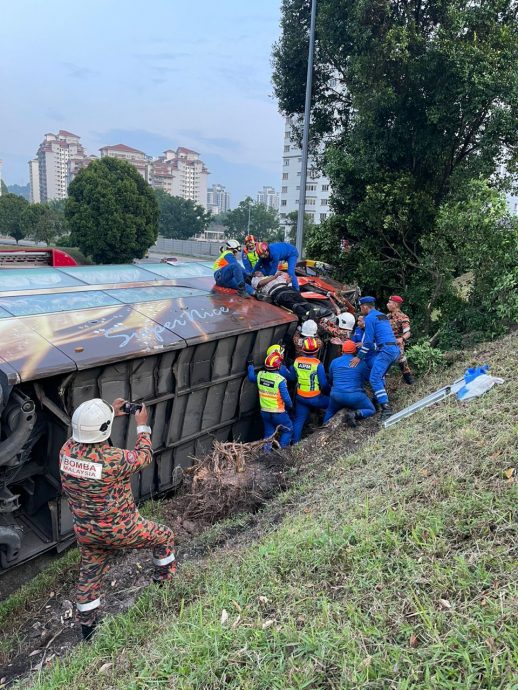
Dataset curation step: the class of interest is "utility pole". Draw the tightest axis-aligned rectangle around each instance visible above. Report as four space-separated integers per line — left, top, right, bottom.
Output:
247 200 251 233
295 0 318 257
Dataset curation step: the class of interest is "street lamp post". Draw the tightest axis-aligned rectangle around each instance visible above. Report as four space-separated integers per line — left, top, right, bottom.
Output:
295 0 318 257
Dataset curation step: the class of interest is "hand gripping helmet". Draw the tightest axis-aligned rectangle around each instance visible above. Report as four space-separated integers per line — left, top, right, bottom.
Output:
72 399 114 443
264 352 283 370
267 343 285 360
302 337 320 354
301 319 318 337
225 239 241 252
255 241 269 258
337 312 356 331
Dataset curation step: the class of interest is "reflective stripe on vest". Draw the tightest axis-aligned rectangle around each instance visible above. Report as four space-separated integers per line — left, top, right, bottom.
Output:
294 356 321 398
246 249 259 267
257 371 285 413
213 250 233 272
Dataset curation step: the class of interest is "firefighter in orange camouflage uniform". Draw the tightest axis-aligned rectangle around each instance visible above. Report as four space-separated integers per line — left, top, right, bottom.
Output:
59 398 176 641
386 295 415 384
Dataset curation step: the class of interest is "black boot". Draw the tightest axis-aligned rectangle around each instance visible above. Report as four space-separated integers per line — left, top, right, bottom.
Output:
81 622 97 641
403 372 415 385
345 411 357 427
380 404 393 421
237 285 250 299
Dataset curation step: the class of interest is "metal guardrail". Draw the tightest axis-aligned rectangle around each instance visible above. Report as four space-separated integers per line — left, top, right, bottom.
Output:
382 377 465 428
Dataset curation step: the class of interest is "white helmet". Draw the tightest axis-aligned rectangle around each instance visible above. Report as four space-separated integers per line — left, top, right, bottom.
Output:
301 319 318 337
72 399 114 443
337 312 356 330
225 239 240 251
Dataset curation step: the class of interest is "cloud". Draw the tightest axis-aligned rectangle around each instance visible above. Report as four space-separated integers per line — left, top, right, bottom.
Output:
62 62 98 80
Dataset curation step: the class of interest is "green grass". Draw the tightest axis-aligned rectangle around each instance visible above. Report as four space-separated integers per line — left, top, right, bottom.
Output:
19 333 517 689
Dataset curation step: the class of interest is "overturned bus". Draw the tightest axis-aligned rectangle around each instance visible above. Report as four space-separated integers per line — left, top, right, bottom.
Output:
0 262 297 571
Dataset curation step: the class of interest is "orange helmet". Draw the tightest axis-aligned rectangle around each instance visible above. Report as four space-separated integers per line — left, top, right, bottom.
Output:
244 234 256 245
302 337 320 354
265 352 283 370
256 241 269 258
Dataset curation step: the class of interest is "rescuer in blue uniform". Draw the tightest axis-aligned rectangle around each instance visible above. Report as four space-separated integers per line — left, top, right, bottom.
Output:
255 241 300 290
352 314 377 369
350 296 400 420
323 340 375 426
213 239 254 297
287 337 329 442
248 351 293 450
242 235 259 275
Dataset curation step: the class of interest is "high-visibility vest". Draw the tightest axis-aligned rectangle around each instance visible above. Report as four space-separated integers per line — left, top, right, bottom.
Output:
245 249 259 268
257 371 286 413
213 250 233 272
294 356 321 398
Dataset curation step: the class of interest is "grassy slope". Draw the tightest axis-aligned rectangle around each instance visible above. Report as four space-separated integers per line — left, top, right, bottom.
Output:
24 335 518 689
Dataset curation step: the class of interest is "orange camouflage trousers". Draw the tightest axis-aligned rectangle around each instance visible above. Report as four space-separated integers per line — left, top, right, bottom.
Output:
75 514 176 625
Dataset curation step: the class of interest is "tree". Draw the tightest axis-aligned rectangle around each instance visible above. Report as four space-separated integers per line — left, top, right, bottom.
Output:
65 158 159 264
155 189 211 239
273 0 518 329
0 180 8 196
21 203 67 245
221 198 284 242
0 193 29 243
284 210 316 246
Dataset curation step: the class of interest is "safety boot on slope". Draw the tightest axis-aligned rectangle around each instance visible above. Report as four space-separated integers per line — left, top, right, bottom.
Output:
380 404 393 422
345 411 358 428
81 622 97 642
403 372 415 385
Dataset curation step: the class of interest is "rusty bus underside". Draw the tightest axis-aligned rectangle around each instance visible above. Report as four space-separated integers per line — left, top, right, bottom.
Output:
0 263 296 571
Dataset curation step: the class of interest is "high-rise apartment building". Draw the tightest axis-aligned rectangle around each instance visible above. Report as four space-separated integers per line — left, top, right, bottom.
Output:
29 130 91 202
151 148 209 209
207 183 231 215
279 118 332 233
100 144 151 182
256 185 279 211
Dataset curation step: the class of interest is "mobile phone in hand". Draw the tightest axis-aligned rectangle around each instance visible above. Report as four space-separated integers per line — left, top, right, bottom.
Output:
122 401 143 415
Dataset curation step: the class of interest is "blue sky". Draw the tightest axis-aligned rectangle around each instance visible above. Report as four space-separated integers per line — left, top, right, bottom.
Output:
0 0 285 204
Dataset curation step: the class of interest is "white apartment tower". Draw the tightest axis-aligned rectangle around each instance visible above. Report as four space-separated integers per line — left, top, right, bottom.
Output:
256 185 279 211
100 144 151 182
207 183 231 215
29 130 90 202
151 148 209 209
279 118 331 232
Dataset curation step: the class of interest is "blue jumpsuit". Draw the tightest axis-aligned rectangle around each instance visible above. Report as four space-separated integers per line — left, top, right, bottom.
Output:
356 309 400 404
254 242 300 290
352 326 377 369
323 354 375 423
247 365 293 448
213 251 254 295
287 358 329 442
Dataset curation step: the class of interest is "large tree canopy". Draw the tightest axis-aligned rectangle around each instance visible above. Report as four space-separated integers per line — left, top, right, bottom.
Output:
66 158 159 264
273 0 518 339
0 192 29 243
221 198 284 242
155 189 211 239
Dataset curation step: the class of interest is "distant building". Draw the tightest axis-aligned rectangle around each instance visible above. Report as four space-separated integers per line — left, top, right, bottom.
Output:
151 148 209 209
29 130 91 202
256 185 279 211
0 160 3 197
279 117 332 233
207 183 231 215
100 144 151 182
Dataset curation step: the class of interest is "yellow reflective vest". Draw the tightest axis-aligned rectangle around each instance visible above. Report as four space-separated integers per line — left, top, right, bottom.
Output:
245 249 259 268
294 356 321 398
257 371 286 413
213 250 233 272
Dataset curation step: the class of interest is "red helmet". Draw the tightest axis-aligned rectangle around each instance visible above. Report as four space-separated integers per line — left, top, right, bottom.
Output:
244 234 256 245
256 241 269 258
302 337 320 354
265 352 283 370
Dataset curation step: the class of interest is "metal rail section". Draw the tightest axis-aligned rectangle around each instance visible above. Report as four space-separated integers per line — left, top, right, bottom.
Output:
382 377 465 429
